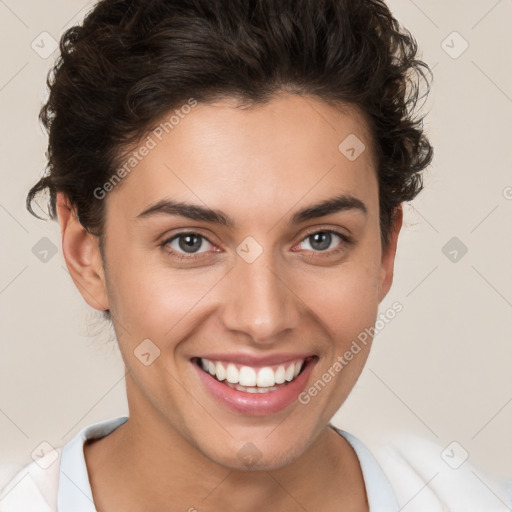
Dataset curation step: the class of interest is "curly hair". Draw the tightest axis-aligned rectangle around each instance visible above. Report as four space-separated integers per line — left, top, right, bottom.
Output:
27 0 433 250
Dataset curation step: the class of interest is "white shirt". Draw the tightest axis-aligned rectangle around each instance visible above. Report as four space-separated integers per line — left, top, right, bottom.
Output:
0 416 510 511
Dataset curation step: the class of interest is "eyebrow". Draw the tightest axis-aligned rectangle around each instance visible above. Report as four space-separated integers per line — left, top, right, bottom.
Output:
136 193 367 227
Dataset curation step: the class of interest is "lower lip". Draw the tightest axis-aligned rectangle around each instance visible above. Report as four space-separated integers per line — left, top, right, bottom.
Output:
193 358 317 416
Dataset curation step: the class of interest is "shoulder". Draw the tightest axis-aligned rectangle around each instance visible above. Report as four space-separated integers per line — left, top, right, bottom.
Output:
0 447 62 512
368 432 512 512
0 415 128 512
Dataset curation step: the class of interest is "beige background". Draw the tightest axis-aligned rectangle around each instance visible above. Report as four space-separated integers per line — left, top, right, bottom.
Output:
1 0 511 492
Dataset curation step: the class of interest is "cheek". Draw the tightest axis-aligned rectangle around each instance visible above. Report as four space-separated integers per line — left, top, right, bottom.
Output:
294 258 381 340
107 253 223 341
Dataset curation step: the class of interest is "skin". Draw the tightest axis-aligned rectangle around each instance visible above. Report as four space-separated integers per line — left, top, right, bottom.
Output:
56 93 402 512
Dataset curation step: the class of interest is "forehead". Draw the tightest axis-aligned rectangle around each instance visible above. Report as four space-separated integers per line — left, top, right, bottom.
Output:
106 93 378 225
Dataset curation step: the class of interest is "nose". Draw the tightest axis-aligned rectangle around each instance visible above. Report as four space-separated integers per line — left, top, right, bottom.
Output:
220 252 302 344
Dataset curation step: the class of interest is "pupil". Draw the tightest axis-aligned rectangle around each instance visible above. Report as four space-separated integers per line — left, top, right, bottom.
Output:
179 234 202 253
310 232 331 251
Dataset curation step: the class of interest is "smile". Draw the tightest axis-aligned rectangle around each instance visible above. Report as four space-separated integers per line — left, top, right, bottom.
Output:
197 357 307 393
191 354 318 415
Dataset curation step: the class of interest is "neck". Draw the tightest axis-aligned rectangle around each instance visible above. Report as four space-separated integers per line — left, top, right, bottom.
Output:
84 386 367 511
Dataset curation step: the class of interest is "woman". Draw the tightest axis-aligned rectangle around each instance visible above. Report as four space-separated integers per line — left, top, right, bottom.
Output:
1 0 509 510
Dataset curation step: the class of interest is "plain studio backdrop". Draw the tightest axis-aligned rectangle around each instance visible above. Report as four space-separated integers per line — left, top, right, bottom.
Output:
1 0 511 495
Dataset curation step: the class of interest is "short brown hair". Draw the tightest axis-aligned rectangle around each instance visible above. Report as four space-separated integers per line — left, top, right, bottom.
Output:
27 0 433 248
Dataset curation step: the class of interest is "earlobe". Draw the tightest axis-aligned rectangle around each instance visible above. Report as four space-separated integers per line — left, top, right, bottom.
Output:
56 192 110 311
378 205 403 302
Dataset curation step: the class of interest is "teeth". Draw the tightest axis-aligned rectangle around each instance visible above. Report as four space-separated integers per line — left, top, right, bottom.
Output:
227 382 283 393
256 367 275 387
226 363 238 384
198 358 306 388
239 366 257 387
285 363 295 382
215 361 226 381
275 365 286 384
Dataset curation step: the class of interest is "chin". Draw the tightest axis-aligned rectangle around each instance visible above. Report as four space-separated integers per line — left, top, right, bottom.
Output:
197 431 312 472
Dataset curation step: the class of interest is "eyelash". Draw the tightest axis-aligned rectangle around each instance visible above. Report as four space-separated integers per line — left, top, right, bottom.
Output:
159 228 352 262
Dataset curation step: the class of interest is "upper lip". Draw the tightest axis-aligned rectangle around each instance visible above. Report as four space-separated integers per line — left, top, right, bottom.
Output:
193 352 316 367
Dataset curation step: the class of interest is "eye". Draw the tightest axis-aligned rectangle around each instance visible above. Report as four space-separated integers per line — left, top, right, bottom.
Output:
295 229 351 255
161 232 215 259
160 228 352 262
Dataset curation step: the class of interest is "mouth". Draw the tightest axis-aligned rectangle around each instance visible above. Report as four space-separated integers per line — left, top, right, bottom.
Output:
191 355 318 415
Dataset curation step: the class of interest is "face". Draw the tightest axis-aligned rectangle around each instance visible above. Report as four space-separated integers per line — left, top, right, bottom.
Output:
62 93 401 471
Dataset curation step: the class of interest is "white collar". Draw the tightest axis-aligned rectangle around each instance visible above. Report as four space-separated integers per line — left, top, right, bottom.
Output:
57 416 128 511
331 427 399 511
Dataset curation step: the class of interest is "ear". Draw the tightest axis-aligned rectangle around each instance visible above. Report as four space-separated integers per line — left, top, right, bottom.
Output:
56 192 110 311
378 204 403 302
